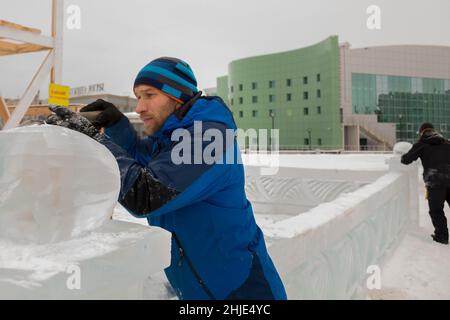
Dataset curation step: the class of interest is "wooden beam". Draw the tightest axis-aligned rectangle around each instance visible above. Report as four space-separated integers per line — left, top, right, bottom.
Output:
0 96 10 124
0 24 54 48
3 50 55 130
0 39 17 55
0 20 41 34
0 1 65 129
16 43 49 54
0 40 49 56
51 0 64 84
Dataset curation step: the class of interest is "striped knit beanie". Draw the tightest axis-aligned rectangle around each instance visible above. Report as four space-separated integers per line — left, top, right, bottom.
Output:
133 57 198 104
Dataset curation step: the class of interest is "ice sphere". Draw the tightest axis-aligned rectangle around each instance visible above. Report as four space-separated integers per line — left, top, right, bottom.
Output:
0 125 120 243
393 141 413 155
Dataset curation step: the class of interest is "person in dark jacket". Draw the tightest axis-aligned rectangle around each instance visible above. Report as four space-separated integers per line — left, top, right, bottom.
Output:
401 122 450 244
46 57 287 300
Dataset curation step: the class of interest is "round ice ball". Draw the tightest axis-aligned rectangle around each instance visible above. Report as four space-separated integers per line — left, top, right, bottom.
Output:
393 141 413 156
0 125 120 243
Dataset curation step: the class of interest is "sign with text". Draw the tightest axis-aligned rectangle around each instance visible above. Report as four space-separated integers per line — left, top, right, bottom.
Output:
70 83 105 97
49 83 70 106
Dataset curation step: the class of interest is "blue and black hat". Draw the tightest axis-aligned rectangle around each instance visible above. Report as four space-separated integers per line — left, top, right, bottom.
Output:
133 57 198 104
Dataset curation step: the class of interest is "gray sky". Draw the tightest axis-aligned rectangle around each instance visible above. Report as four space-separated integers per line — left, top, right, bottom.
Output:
1 0 450 99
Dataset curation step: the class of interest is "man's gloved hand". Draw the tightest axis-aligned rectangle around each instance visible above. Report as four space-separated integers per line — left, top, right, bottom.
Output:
46 106 103 141
80 99 124 128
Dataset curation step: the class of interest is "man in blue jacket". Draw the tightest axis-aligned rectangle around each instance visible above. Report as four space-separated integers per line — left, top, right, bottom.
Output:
46 57 287 300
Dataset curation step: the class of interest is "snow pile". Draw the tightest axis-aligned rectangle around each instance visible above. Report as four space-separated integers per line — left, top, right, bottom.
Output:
0 125 120 244
0 226 149 287
393 142 413 155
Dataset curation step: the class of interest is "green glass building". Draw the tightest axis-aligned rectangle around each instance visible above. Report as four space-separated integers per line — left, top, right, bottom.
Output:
217 36 341 150
352 74 450 143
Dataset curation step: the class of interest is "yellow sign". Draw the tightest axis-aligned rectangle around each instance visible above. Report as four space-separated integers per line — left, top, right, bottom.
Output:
48 83 70 106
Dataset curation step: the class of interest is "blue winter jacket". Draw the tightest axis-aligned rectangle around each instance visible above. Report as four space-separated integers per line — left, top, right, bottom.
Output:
100 96 287 300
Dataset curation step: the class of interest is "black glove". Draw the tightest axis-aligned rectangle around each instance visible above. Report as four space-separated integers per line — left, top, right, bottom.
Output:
80 99 124 128
46 106 103 141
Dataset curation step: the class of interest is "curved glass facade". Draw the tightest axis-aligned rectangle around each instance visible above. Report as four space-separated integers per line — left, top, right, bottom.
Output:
217 36 342 150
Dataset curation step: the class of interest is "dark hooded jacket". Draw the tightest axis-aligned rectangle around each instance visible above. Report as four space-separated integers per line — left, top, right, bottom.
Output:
401 129 450 188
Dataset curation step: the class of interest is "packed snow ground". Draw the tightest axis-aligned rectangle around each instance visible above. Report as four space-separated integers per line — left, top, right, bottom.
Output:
369 167 450 300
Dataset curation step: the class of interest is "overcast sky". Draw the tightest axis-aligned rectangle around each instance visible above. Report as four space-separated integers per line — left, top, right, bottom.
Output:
1 0 449 99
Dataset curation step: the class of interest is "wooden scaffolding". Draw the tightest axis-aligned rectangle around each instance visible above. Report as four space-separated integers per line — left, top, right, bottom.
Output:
0 0 64 129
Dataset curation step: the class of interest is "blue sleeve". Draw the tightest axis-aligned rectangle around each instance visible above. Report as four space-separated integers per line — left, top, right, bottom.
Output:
98 121 238 218
104 116 157 166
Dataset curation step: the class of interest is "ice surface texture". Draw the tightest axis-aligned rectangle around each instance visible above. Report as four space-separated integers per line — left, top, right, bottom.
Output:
0 125 120 243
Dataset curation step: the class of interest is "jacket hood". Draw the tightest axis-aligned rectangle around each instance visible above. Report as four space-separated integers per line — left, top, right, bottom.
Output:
155 96 236 138
420 130 448 145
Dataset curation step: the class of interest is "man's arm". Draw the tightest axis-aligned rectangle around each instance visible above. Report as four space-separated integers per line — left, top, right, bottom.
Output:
401 142 425 165
81 99 157 166
46 105 235 218
100 121 235 218
46 106 177 214
105 116 157 166
98 136 179 216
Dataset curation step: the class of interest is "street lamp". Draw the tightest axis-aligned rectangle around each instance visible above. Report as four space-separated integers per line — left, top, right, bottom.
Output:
375 106 382 121
307 128 312 151
398 113 403 141
269 110 275 150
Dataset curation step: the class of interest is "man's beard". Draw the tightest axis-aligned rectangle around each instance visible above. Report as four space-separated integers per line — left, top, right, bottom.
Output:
142 100 178 136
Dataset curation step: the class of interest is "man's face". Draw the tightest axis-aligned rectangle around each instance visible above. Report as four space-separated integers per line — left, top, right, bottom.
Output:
134 85 180 135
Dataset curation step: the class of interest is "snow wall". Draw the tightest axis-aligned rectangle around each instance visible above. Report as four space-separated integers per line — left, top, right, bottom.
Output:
245 151 419 299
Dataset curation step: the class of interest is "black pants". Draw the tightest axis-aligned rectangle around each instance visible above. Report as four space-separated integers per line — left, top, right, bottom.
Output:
427 186 450 240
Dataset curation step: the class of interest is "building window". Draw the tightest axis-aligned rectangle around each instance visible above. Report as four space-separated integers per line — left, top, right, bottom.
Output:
252 82 257 90
239 84 243 91
269 80 275 88
252 110 258 117
230 86 234 93
231 98 234 106
303 91 309 100
252 96 258 103
286 93 292 101
304 107 309 115
317 106 321 114
239 111 243 118
239 97 243 104
303 76 308 85
318 138 322 146
317 73 321 82
269 94 275 102
286 79 292 87
317 89 321 98
269 109 275 117
304 138 310 145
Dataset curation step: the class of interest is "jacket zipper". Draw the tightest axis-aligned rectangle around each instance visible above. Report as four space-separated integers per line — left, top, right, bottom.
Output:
172 233 216 300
